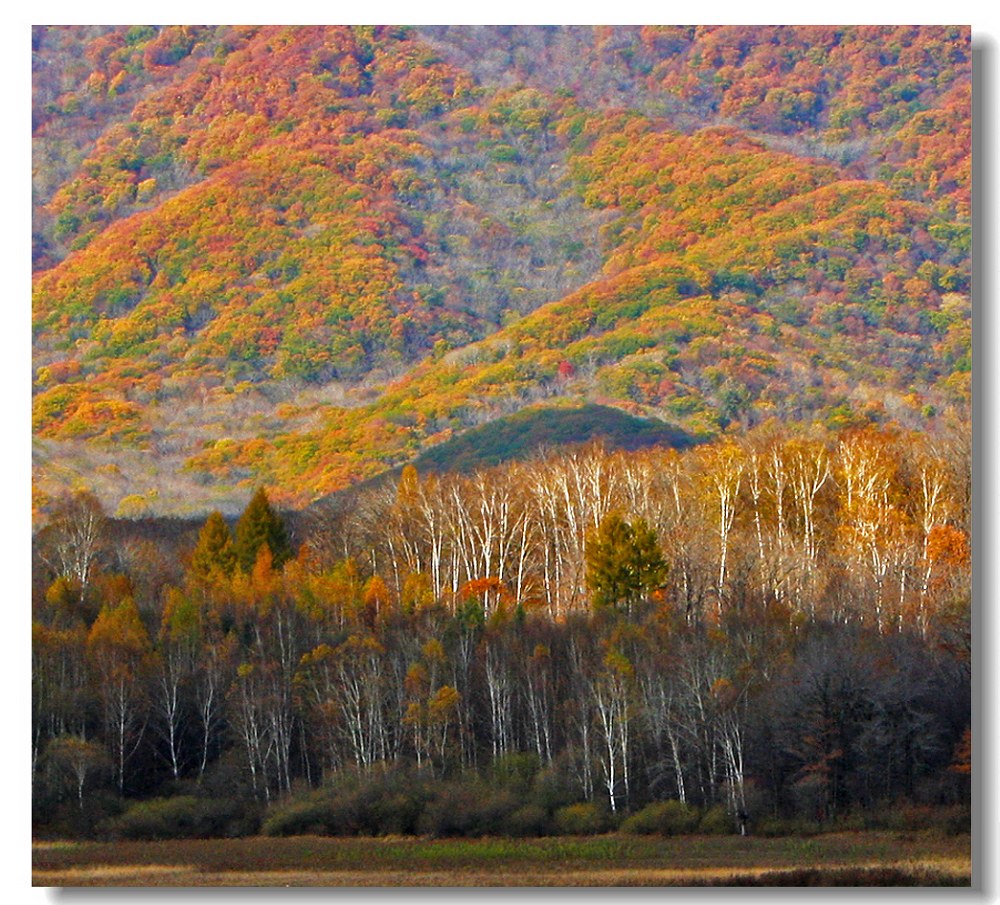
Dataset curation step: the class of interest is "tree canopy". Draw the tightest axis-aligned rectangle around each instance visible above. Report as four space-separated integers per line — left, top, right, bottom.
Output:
190 510 237 580
234 487 292 573
586 512 668 611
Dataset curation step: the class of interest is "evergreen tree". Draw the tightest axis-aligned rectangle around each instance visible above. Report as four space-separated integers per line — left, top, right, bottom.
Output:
234 488 292 573
585 512 667 612
190 511 237 580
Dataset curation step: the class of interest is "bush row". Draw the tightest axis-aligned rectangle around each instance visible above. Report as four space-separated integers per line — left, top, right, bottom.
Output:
92 761 972 842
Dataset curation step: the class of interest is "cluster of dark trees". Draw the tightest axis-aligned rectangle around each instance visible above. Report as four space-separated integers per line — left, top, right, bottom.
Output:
31 423 970 838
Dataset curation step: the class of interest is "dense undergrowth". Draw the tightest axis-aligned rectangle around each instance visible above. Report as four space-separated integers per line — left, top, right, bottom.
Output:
41 755 970 843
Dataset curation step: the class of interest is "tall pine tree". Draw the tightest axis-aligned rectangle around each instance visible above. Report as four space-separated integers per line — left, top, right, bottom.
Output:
585 512 667 612
234 488 292 573
190 511 237 580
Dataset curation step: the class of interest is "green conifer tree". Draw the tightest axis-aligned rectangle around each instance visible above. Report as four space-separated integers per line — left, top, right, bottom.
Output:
585 512 667 612
234 487 292 573
190 510 237 580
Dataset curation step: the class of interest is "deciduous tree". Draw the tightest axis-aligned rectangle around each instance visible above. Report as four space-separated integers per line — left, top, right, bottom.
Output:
86 596 152 793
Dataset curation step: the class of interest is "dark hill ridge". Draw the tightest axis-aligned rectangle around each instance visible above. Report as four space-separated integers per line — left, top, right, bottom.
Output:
298 402 695 523
30 25 971 518
411 403 695 474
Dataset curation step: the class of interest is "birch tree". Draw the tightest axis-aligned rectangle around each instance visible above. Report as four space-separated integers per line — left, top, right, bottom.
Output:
38 491 107 606
86 597 152 794
590 648 634 812
697 442 745 609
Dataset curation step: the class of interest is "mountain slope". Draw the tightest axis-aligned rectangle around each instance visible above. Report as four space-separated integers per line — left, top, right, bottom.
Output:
31 25 971 516
179 119 970 506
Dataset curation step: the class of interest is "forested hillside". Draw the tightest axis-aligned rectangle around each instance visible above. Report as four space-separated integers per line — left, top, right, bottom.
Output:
32 425 970 839
32 25 970 516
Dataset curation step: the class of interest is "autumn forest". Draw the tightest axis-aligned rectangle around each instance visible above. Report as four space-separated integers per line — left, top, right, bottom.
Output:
31 26 971 848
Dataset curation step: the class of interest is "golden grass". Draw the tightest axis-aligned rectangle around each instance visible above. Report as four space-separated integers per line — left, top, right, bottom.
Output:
32 865 972 888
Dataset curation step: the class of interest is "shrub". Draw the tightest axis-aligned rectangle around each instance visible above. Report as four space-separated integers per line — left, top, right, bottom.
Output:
36 791 123 841
99 795 256 840
489 752 541 794
506 803 550 837
416 782 519 837
416 784 476 837
620 800 701 836
261 771 371 838
532 757 582 812
353 768 432 836
263 769 434 837
698 804 734 835
261 795 340 837
553 802 610 835
945 807 972 836
369 789 426 836
859 802 971 835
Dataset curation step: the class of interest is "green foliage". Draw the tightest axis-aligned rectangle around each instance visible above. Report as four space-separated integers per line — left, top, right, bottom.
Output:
505 804 550 837
619 800 701 836
124 25 156 45
262 772 538 839
32 423 971 846
190 511 236 580
259 768 766 842
31 24 970 510
489 752 542 794
698 804 735 835
413 404 692 475
529 760 584 814
261 792 357 837
33 790 123 841
262 770 433 838
234 487 292 573
585 512 667 610
98 796 258 840
416 782 521 838
28 28 972 854
552 802 611 836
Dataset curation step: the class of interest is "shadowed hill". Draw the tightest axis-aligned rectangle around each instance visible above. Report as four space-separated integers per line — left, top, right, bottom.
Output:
411 403 695 474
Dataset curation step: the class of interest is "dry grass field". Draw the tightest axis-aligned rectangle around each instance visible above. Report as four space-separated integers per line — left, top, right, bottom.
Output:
33 831 971 887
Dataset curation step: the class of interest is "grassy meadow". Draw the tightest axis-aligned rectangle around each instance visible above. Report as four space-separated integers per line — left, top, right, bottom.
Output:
33 831 971 887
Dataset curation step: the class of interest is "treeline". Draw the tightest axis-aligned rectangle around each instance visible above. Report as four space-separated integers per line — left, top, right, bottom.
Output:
31 422 970 838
